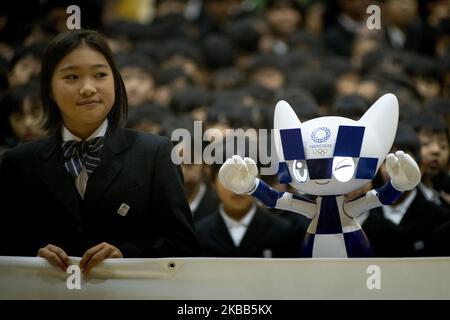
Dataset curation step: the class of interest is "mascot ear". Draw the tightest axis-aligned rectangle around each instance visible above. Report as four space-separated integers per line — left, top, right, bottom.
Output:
274 100 302 130
273 100 303 184
358 93 399 157
273 100 302 162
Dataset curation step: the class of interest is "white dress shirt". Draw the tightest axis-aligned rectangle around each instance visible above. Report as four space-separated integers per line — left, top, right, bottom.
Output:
418 183 442 206
382 189 417 225
189 182 206 215
387 26 406 49
219 204 256 247
61 119 108 198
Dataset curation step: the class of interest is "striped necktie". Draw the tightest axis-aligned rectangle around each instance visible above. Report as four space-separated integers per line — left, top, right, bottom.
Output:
61 137 104 177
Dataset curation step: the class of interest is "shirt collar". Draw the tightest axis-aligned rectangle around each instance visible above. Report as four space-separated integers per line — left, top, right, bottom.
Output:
387 26 406 48
219 203 256 230
338 13 363 33
418 183 441 205
189 182 206 213
382 188 417 224
62 119 108 142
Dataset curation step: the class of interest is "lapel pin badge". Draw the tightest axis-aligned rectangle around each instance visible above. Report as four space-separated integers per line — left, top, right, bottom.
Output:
117 203 130 216
263 249 273 258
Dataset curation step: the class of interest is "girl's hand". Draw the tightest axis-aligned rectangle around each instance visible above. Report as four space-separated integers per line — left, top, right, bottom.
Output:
38 244 70 271
79 242 123 274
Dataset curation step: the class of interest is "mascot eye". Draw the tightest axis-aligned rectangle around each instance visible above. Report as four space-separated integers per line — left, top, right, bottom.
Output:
332 157 355 182
292 160 308 183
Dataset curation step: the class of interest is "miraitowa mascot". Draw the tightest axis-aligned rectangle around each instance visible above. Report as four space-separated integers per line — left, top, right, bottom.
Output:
219 93 421 257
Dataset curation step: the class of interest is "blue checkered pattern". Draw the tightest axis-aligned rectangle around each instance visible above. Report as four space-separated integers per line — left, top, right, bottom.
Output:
277 161 292 183
334 126 365 157
276 125 378 182
375 180 402 205
306 158 333 180
343 230 373 257
315 197 342 234
252 180 284 208
355 157 378 179
280 128 305 160
250 180 404 257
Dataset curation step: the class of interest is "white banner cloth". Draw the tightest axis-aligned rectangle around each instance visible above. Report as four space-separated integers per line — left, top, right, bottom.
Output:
1 256 449 299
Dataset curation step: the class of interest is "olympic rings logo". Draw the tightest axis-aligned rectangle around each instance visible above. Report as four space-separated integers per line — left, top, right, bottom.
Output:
311 127 331 143
312 148 328 156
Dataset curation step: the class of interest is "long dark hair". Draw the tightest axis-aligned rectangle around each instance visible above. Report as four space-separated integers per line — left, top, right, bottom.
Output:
41 29 128 133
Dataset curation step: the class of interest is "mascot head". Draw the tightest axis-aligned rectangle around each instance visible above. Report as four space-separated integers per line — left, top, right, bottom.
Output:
274 93 399 196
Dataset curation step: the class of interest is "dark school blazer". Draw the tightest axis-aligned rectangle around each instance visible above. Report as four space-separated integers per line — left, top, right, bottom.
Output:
0 127 200 258
195 206 301 258
362 188 450 257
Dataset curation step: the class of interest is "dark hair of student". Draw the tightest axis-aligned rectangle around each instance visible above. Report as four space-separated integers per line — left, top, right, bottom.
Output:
40 29 128 133
8 42 47 71
170 86 210 114
126 103 172 128
333 94 369 120
393 122 422 164
0 79 41 146
407 111 450 144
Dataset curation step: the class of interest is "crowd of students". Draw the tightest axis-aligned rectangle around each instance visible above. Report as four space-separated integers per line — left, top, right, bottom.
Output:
0 0 449 263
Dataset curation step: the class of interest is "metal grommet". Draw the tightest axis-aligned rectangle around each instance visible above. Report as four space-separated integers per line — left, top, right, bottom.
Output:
168 261 176 270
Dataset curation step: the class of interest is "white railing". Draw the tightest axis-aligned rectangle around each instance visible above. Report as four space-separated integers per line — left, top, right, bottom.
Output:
1 256 449 299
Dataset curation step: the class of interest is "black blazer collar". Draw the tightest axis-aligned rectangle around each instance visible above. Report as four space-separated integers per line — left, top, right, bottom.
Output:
238 208 268 250
38 125 129 159
36 127 130 222
209 212 240 255
36 133 81 222
208 208 269 256
82 127 129 208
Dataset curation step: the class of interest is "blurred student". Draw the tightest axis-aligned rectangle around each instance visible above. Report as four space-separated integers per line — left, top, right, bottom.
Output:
260 174 311 252
7 42 46 87
116 53 156 108
360 124 450 257
126 102 173 134
160 117 219 223
170 86 210 122
195 136 300 258
259 0 303 55
408 112 450 209
0 29 199 273
0 80 47 148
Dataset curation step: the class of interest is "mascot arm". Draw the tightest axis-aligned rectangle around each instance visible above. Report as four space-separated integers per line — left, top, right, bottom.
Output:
219 155 317 219
251 179 317 219
344 181 403 218
344 151 421 217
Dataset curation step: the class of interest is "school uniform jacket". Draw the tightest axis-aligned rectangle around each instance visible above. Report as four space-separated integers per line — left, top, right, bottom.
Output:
192 183 220 223
195 206 301 258
0 127 200 258
362 188 450 257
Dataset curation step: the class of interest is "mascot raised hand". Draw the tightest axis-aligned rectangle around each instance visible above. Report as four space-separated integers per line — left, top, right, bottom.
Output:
219 93 421 257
